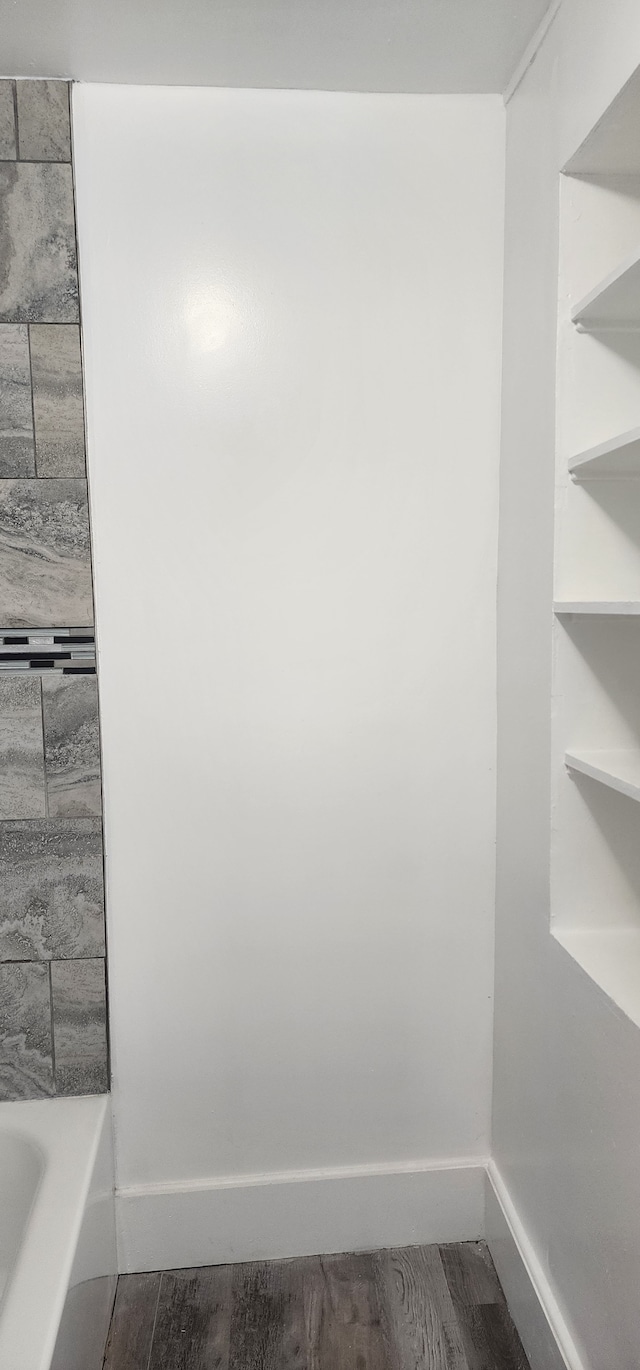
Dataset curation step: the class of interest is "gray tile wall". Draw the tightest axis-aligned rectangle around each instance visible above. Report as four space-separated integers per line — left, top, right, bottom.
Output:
0 81 108 1100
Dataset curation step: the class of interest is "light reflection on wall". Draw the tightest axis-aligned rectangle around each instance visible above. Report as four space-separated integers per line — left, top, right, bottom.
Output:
183 283 240 352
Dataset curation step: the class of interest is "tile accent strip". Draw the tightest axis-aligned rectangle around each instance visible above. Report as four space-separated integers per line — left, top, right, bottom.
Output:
0 627 96 672
0 81 108 1100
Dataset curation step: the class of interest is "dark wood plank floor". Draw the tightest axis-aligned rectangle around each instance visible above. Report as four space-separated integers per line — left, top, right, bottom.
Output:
103 1241 530 1370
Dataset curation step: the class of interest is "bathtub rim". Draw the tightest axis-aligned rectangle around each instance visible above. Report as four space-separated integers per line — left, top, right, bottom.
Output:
0 1127 46 1310
0 1094 112 1370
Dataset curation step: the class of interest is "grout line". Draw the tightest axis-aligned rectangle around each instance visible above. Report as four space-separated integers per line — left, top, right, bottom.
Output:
0 955 105 964
39 672 49 817
64 81 71 164
3 157 72 166
145 1273 164 1370
11 80 19 160
25 323 38 475
0 473 86 483
0 818 101 827
48 960 57 1093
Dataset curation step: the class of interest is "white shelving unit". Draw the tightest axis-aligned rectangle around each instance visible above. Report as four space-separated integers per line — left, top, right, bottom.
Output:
555 601 640 615
572 243 640 331
554 927 640 1030
569 426 640 479
566 69 640 175
565 749 640 802
553 67 640 1029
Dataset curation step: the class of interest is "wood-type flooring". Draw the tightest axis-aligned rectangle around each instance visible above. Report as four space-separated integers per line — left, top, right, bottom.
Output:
103 1240 530 1370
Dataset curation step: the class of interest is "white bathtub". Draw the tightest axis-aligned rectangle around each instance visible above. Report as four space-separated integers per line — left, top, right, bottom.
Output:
0 1095 116 1370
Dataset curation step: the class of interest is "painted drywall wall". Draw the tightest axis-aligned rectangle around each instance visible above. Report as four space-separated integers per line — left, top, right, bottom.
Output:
73 86 504 1242
494 3 640 1367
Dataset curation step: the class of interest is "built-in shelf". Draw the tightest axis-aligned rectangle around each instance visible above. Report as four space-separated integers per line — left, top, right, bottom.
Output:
555 602 640 615
571 244 640 331
557 66 640 1036
569 426 640 479
565 748 640 802
565 66 640 175
553 926 640 1030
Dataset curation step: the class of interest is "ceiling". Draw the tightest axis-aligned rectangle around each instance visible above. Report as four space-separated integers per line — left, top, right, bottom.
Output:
1 0 551 93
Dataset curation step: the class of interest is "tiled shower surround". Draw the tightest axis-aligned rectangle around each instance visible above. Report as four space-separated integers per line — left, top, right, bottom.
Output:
0 81 108 1099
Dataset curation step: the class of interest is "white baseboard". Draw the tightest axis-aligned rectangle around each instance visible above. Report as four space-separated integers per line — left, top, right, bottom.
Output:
115 1156 486 1274
116 1152 592 1370
485 1162 585 1370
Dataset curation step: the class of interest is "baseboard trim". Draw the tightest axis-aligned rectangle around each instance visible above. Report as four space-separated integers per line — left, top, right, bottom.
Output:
115 1156 486 1274
485 1162 585 1370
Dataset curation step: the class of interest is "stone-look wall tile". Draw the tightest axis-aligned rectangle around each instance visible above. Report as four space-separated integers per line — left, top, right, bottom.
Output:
0 323 35 476
0 817 105 961
0 961 53 1100
52 958 108 1095
0 80 108 1104
30 324 85 476
43 673 101 816
0 81 16 160
0 478 93 627
16 81 71 163
0 163 78 323
0 675 45 819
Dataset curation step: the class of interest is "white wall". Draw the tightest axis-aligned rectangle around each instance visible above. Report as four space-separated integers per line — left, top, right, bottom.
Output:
494 4 640 1367
73 86 504 1264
